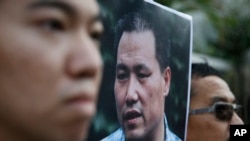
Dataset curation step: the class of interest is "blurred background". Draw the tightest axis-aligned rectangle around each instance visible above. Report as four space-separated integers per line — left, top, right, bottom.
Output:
155 0 250 123
87 0 250 140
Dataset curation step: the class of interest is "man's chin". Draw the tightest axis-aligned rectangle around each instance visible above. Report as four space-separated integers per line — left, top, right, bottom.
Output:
125 129 145 141
125 136 143 141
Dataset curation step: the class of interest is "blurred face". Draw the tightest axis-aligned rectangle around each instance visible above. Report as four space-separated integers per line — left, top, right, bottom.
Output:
187 76 244 141
115 31 171 141
0 0 103 141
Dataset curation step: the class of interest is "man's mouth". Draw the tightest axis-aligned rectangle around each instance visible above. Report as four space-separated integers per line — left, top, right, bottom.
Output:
63 89 97 119
124 110 142 121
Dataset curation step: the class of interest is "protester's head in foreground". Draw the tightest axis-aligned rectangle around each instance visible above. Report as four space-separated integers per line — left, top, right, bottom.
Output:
187 63 244 141
0 0 103 141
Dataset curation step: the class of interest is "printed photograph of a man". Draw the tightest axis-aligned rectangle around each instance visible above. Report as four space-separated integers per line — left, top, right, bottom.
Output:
102 9 181 141
87 0 192 141
100 1 192 141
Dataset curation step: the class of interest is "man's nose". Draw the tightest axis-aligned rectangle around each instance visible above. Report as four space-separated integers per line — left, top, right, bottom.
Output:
126 77 139 106
65 33 102 80
230 112 244 125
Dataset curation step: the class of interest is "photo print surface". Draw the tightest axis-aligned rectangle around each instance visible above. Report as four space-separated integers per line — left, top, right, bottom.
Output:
87 0 193 140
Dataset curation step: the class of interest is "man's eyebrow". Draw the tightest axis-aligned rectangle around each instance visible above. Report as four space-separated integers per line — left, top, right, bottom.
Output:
27 1 76 17
211 96 228 104
134 64 150 72
91 14 102 23
91 12 103 21
116 64 128 71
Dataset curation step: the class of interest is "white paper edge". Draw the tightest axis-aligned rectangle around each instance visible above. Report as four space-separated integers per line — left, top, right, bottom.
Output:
144 0 193 141
144 0 192 20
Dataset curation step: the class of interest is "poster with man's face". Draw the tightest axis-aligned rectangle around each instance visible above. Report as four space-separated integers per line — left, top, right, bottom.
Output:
87 0 192 140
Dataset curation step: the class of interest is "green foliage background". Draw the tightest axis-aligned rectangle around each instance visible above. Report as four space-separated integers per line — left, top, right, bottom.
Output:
155 0 250 124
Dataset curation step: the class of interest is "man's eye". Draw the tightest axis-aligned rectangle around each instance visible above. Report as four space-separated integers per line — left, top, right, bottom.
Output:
137 73 150 78
90 32 102 41
90 21 103 42
117 73 128 80
38 19 64 31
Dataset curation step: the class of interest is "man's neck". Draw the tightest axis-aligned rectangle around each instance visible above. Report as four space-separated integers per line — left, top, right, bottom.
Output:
126 116 165 141
149 116 165 141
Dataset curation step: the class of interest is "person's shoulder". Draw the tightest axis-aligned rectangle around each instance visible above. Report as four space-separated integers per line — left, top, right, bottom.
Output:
100 128 124 141
164 114 182 141
166 129 182 141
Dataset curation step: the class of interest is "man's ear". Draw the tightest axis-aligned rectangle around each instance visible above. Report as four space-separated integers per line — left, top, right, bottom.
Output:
162 67 171 97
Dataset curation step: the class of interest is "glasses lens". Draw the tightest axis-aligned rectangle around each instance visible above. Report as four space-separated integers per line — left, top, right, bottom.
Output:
215 103 233 121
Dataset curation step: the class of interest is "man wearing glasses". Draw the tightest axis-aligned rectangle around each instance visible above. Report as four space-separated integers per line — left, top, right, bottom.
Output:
187 63 244 141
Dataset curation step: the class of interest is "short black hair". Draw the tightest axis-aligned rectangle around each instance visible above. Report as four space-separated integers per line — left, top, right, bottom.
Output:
191 63 222 79
191 63 222 97
114 7 171 72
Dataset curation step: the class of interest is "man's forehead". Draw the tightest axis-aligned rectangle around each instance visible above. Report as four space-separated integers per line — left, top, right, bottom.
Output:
118 31 156 55
193 76 236 103
1 0 100 19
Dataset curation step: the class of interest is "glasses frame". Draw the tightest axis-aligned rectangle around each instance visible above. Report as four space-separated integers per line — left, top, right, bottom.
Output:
189 102 241 118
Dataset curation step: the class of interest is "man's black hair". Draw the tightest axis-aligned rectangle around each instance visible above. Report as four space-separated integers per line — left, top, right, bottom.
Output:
114 6 171 72
191 63 222 97
191 63 222 79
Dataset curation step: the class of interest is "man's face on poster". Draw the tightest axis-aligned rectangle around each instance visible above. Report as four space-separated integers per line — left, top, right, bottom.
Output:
114 30 171 140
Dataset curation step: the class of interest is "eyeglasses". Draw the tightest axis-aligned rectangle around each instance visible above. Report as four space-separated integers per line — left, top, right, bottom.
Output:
189 102 241 121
